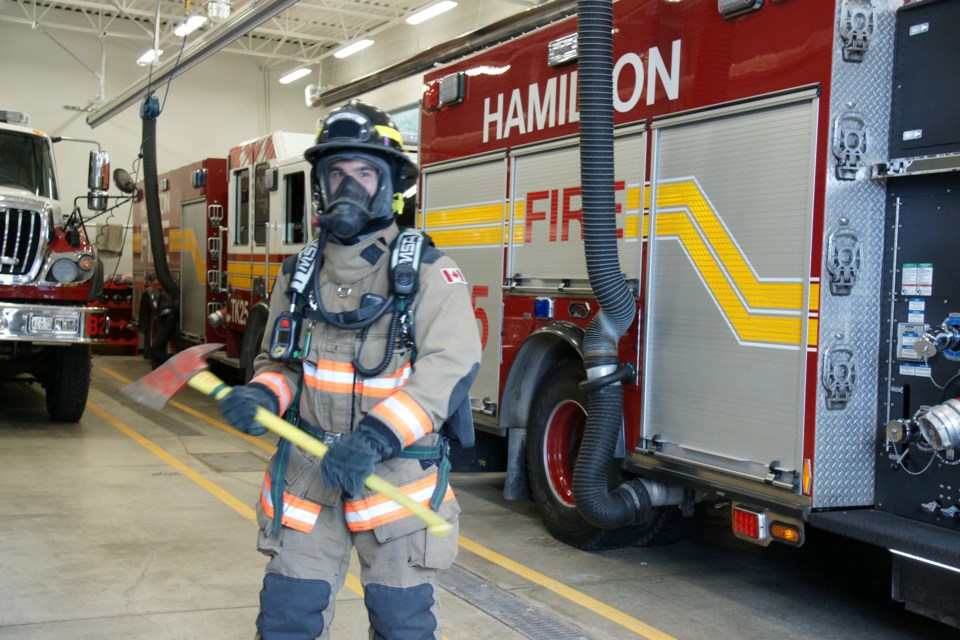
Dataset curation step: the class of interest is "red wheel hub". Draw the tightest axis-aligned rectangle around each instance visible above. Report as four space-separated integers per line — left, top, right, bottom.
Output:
543 399 586 507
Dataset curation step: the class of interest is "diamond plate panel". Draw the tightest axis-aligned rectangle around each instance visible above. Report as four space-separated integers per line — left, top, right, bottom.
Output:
814 0 903 508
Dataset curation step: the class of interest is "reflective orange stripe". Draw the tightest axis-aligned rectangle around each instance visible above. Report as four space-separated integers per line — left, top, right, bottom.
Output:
261 472 321 533
344 472 454 532
359 364 412 398
252 372 293 415
371 390 432 447
303 359 355 394
303 359 411 397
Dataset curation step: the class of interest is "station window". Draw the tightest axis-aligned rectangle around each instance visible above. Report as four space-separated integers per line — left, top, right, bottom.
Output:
234 168 249 245
284 171 306 244
254 162 270 245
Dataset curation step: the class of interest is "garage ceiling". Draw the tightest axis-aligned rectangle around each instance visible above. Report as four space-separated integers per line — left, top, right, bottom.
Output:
4 0 541 67
2 0 576 126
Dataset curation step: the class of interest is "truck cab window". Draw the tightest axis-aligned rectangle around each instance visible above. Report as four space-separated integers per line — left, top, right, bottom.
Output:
284 171 305 244
254 162 269 246
234 168 249 245
0 130 57 199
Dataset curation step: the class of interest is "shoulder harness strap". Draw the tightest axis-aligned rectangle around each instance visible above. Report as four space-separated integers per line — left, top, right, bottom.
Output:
391 228 425 305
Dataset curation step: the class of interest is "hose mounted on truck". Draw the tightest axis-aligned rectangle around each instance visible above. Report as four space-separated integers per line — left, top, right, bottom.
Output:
572 0 654 529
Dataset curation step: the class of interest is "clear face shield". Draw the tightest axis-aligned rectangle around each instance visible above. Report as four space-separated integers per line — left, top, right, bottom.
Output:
312 152 394 241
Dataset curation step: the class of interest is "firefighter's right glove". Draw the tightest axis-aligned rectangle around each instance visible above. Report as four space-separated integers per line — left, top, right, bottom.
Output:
218 383 278 436
320 426 395 496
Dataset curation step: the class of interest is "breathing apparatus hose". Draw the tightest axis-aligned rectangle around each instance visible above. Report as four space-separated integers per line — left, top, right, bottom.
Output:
571 0 653 529
306 230 402 376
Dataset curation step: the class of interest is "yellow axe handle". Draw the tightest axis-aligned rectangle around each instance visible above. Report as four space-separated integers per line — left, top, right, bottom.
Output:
188 370 452 537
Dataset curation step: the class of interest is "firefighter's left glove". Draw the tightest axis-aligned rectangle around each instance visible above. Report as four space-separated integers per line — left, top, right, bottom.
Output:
218 383 278 436
320 424 396 497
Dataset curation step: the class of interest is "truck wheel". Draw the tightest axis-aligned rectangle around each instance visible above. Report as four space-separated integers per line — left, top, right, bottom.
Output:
240 307 268 383
45 344 91 422
526 358 693 550
149 312 177 368
138 298 153 360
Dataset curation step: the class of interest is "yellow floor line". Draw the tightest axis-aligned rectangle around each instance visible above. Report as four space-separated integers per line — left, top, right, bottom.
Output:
458 535 676 640
95 363 672 639
98 365 274 452
86 398 366 599
87 401 257 521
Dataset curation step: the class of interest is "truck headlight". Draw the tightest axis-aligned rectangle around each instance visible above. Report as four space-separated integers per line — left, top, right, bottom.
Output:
50 258 79 282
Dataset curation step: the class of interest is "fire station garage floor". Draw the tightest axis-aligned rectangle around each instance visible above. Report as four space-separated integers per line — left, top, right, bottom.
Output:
0 355 951 640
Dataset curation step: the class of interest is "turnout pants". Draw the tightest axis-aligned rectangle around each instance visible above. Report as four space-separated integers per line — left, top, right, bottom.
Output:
254 495 459 640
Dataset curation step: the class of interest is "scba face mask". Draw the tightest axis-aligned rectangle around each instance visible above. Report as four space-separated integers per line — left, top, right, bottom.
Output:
315 153 393 242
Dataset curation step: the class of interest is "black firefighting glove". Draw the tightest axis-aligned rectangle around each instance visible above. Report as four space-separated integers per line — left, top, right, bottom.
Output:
320 422 396 496
218 383 277 436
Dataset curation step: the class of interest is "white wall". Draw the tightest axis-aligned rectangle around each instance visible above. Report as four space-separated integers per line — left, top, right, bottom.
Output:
1 0 524 273
1 17 318 275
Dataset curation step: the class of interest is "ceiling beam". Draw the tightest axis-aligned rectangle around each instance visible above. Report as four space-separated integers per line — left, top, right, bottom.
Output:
86 0 299 127
312 0 577 106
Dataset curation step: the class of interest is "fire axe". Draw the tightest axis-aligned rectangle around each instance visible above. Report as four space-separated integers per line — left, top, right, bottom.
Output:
121 343 453 537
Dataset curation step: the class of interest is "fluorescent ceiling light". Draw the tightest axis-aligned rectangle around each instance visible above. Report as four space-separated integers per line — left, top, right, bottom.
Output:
405 1 457 25
334 39 374 59
136 48 163 66
174 14 208 37
279 67 311 84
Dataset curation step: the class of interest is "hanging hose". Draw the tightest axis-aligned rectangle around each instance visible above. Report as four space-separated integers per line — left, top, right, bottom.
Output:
141 94 179 361
572 0 653 529
142 94 177 300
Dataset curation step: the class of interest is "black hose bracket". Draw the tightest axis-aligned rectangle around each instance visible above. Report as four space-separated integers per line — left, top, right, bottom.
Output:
580 362 635 393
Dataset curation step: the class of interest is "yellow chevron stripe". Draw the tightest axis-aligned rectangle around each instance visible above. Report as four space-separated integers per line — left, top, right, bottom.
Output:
227 276 253 290
429 227 505 247
169 229 206 286
425 203 503 227
421 178 806 347
807 316 819 348
226 261 281 278
657 212 802 345
656 182 802 311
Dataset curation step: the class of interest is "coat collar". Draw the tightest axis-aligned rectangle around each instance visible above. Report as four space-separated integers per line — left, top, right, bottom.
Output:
321 223 399 285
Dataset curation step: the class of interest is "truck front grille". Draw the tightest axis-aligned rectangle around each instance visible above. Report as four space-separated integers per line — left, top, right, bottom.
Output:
0 207 43 278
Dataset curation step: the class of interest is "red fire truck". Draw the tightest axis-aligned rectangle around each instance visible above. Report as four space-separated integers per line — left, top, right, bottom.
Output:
0 109 114 421
419 0 960 624
131 132 314 378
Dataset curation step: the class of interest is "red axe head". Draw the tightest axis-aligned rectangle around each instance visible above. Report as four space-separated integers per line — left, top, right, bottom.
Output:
122 343 226 411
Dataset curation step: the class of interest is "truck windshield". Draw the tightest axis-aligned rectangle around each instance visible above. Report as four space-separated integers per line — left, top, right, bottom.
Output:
0 129 58 200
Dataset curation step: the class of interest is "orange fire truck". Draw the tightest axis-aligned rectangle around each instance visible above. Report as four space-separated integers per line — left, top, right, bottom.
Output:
419 0 960 625
131 131 314 378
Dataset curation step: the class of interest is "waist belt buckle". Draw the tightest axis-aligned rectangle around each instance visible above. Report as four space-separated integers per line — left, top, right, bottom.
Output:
322 432 343 446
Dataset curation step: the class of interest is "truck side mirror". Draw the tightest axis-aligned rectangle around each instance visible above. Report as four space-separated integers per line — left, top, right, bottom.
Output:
113 167 138 195
87 149 110 211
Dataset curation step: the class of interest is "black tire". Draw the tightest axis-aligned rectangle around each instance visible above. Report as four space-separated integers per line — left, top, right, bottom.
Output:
526 358 694 550
138 297 153 360
149 310 178 368
240 307 269 383
45 344 91 422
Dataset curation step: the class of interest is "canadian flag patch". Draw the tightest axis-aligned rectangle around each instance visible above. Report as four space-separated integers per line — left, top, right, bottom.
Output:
441 268 467 285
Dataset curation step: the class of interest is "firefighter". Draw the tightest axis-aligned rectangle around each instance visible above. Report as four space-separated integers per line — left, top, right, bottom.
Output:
218 100 481 639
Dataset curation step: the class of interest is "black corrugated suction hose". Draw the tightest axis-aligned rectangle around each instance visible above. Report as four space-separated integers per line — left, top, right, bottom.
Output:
572 0 652 529
141 95 179 362
141 95 177 301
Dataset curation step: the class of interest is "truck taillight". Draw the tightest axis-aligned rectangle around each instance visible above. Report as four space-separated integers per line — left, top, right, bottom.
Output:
732 503 805 547
732 505 766 542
